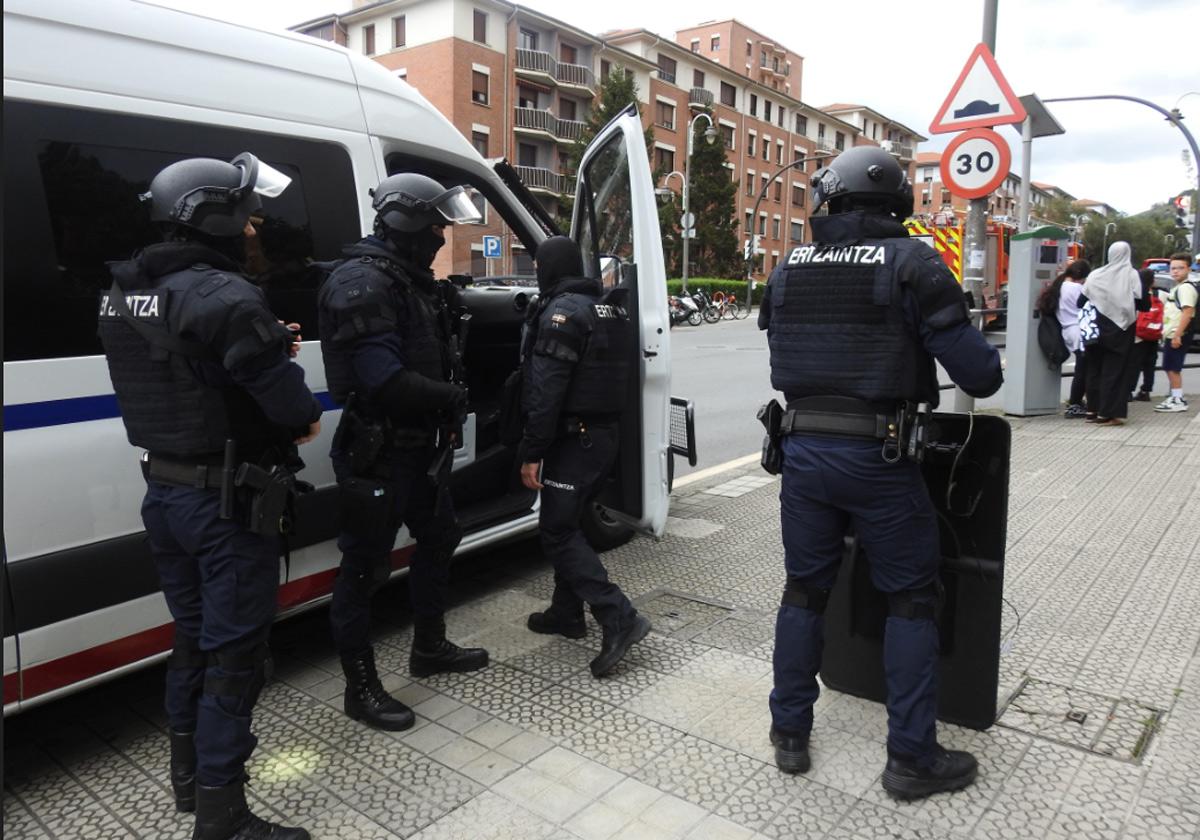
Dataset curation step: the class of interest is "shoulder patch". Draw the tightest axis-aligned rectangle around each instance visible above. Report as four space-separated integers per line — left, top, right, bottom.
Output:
195 275 231 298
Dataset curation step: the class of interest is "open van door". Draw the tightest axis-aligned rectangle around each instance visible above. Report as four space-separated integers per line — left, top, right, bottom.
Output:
571 105 672 538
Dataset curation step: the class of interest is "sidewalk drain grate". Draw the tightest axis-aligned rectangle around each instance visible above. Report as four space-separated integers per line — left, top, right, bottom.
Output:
997 677 1165 763
634 589 735 636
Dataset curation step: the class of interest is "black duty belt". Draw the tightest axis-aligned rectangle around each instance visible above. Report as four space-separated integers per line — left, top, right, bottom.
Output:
780 409 898 441
563 414 619 435
142 453 226 489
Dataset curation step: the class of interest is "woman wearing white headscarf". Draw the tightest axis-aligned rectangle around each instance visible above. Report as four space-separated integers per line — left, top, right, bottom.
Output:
1080 241 1146 425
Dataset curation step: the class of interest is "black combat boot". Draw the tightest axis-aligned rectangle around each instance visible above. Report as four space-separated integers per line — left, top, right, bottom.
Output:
192 781 310 840
881 745 978 799
409 615 488 678
341 647 415 731
169 730 197 812
769 726 810 774
527 609 587 639
590 613 651 677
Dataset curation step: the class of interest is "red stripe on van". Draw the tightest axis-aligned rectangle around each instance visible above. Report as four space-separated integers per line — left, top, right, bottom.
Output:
17 546 415 703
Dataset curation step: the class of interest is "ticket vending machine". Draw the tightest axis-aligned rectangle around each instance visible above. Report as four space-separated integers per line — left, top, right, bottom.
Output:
1003 226 1072 416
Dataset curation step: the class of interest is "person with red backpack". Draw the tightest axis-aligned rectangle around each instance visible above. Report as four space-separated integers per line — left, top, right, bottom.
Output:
1127 268 1164 401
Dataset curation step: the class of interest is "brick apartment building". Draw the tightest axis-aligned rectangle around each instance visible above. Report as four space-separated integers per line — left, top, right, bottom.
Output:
293 3 925 279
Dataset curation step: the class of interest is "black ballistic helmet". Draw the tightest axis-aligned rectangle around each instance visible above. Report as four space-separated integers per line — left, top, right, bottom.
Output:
143 152 291 237
811 146 913 218
371 173 482 234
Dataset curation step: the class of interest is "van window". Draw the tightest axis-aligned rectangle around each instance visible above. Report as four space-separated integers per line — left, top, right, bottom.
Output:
3 101 359 361
574 129 634 286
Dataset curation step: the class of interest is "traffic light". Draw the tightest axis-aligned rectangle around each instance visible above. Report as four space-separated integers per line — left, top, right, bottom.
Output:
1178 195 1192 229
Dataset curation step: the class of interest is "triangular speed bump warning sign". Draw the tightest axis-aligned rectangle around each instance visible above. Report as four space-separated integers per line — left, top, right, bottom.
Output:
929 43 1026 135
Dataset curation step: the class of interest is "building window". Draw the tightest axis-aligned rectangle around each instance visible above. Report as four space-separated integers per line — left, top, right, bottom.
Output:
772 217 781 239
720 82 736 107
774 180 782 202
762 140 769 161
749 94 757 117
921 190 931 206
720 124 734 149
656 101 675 130
791 220 804 240
519 28 538 50
655 147 674 173
362 24 375 55
517 85 540 109
560 98 578 121
711 35 720 51
600 59 611 80
561 43 577 64
758 214 767 235
472 131 489 157
392 16 405 48
657 55 677 84
472 70 489 105
473 10 487 43
693 69 705 88
778 108 785 128
745 171 754 196
817 124 826 141
746 133 756 156
517 142 538 168
776 142 784 165
690 38 700 53
764 101 772 122
792 183 805 207
793 149 805 166
835 131 845 151
746 40 753 56
795 114 807 134
941 189 951 205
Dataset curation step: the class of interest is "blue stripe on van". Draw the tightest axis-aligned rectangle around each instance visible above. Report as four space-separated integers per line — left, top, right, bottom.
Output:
4 392 339 432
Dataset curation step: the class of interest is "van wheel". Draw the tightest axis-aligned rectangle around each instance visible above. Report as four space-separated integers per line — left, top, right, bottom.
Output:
581 502 635 551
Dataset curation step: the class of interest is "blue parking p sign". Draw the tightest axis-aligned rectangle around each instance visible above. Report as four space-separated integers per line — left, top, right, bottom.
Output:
482 235 501 259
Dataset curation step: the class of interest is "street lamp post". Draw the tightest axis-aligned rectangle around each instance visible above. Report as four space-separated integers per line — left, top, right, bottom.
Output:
1102 221 1117 262
656 171 685 279
682 112 716 294
742 151 836 313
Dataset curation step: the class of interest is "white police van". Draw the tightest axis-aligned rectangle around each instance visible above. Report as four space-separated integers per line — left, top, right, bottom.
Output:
2 0 695 712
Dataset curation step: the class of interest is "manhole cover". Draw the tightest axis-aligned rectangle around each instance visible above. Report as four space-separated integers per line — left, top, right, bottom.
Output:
634 589 734 635
997 677 1164 763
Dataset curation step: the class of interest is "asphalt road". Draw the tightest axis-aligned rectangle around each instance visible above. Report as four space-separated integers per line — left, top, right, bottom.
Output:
666 315 1069 478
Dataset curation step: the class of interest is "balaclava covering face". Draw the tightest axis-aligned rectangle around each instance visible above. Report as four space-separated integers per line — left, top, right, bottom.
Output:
535 235 584 295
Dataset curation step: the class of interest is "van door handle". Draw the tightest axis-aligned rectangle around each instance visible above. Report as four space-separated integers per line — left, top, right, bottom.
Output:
643 349 658 358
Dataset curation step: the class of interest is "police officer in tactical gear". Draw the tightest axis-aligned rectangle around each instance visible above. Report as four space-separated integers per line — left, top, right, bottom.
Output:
519 236 652 677
100 153 321 840
758 146 1002 799
318 172 488 731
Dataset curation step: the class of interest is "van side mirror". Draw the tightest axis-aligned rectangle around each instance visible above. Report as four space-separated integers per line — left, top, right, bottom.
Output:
598 255 622 287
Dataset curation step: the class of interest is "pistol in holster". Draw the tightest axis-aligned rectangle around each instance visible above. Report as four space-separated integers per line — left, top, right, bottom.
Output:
757 398 784 476
333 394 393 478
234 461 304 537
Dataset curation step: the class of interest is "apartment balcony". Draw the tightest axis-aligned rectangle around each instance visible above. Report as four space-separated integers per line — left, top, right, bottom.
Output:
515 49 597 93
514 165 570 195
890 142 915 161
815 138 838 154
688 88 714 109
514 107 587 143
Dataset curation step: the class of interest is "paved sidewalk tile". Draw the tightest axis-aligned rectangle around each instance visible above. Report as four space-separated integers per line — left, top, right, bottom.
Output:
9 405 1200 839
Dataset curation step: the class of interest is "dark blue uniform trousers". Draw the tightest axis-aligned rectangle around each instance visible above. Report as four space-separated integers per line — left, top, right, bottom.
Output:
142 482 279 787
539 424 636 634
329 447 461 655
771 435 941 762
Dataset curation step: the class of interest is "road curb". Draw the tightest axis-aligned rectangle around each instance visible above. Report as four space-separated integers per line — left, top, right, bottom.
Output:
673 452 760 489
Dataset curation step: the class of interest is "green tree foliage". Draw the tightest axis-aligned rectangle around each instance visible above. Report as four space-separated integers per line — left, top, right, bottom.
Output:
671 114 741 278
1078 201 1192 266
559 66 653 228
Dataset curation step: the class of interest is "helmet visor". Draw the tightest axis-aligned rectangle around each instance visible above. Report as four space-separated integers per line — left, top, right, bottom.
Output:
252 161 292 198
433 187 483 224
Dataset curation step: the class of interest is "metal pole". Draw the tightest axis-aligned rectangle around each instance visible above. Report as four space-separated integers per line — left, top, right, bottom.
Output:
955 0 1000 412
682 126 692 295
1017 115 1033 232
1045 95 1200 256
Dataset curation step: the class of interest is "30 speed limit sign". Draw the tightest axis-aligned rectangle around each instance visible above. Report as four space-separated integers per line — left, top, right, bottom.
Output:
939 127 1012 199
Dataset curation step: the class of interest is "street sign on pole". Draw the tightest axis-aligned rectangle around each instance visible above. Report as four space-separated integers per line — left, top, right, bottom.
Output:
929 42 1026 135
482 235 501 259
940 127 1012 199
680 211 695 230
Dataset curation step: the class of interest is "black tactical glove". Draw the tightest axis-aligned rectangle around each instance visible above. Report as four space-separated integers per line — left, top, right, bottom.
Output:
377 369 466 418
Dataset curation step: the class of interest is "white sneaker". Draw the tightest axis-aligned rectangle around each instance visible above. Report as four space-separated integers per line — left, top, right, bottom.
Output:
1155 397 1188 413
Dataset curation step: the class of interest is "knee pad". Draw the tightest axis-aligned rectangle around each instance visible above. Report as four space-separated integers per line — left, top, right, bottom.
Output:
887 582 941 621
781 578 831 614
167 633 205 671
204 642 272 708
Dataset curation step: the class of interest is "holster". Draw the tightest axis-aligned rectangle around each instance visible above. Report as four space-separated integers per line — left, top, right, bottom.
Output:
757 399 784 476
338 476 397 585
234 462 307 537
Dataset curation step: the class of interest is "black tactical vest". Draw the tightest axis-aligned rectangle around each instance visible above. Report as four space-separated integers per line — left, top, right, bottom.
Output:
99 259 282 459
561 288 633 416
765 240 934 405
318 252 450 406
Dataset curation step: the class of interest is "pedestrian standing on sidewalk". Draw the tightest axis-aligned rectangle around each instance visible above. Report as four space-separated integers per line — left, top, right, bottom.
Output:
519 236 652 677
1081 241 1143 425
1154 253 1197 413
1126 269 1163 402
757 147 1002 799
1043 260 1091 417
